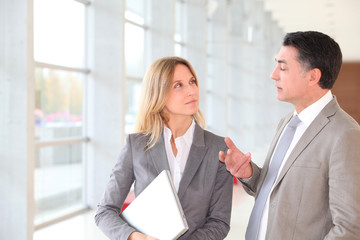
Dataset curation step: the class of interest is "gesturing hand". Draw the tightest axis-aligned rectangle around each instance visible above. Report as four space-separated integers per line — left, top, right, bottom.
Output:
128 232 158 240
219 137 253 179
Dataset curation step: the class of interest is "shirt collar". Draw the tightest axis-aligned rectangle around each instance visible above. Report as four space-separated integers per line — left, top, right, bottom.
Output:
164 125 172 143
163 120 196 146
296 90 333 127
182 120 196 146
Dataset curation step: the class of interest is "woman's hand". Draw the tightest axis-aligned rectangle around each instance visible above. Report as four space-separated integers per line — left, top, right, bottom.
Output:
128 231 158 240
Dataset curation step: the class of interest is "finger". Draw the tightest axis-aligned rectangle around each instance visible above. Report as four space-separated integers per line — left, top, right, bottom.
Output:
235 153 252 177
228 152 252 178
238 153 251 170
225 149 233 166
225 137 246 157
219 151 225 162
224 137 236 150
228 158 245 177
224 149 238 170
222 150 236 171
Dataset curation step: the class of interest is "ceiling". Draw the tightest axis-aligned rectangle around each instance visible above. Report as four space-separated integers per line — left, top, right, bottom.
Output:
264 0 360 62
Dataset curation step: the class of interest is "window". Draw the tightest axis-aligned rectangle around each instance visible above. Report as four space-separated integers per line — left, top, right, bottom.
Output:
206 1 228 135
33 0 89 227
124 0 147 134
174 0 185 56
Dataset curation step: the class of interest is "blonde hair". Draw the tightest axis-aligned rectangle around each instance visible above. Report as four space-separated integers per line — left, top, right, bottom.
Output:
135 56 205 150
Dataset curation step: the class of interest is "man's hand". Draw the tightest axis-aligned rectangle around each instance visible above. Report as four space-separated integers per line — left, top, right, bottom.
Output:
219 137 253 179
128 232 157 240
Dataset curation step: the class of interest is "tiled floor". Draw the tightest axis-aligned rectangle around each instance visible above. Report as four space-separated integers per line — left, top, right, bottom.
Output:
34 183 254 240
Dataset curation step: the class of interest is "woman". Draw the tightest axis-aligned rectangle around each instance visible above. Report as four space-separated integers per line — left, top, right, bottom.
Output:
95 56 233 240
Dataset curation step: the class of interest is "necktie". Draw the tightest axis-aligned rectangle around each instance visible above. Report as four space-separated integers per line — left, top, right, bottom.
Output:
246 115 301 240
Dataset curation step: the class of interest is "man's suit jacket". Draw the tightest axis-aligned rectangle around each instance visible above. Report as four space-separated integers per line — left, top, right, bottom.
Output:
95 124 233 240
241 97 360 239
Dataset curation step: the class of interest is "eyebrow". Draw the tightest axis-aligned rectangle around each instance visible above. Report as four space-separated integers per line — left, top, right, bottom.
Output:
173 77 195 82
172 80 182 84
275 58 287 64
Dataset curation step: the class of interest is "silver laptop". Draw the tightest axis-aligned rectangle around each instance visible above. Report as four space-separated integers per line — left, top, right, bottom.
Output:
121 170 189 240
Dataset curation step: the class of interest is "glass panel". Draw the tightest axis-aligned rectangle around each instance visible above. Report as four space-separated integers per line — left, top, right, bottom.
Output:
174 43 182 56
34 0 85 68
206 58 227 95
35 68 84 141
125 23 145 78
206 94 227 136
125 80 142 134
175 0 185 42
35 143 84 225
125 11 145 25
126 0 145 25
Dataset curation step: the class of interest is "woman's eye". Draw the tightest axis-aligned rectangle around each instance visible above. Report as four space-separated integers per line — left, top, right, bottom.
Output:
175 83 182 88
190 79 196 84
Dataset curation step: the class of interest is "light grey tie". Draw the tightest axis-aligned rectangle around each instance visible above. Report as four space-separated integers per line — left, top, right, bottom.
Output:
246 115 301 240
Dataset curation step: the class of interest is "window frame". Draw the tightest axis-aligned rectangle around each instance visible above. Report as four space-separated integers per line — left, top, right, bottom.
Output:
32 0 91 230
123 0 148 135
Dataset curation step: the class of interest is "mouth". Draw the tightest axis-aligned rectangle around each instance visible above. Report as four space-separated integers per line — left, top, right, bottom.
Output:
186 99 197 105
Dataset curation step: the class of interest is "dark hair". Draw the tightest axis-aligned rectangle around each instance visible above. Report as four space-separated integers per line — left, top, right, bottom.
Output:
283 31 342 89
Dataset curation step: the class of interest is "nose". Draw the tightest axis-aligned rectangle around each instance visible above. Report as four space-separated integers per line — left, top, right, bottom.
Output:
186 83 197 96
270 66 279 81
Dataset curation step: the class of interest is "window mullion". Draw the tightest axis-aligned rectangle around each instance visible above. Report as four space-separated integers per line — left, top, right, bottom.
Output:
35 61 90 74
35 137 89 148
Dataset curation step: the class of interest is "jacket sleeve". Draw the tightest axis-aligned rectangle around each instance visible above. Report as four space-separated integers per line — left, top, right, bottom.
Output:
239 161 262 197
239 115 288 198
95 135 136 240
325 128 360 239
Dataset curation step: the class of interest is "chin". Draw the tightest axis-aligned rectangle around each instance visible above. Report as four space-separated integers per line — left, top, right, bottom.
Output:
187 110 197 116
276 93 286 102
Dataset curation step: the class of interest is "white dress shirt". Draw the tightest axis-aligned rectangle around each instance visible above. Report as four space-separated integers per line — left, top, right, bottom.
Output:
164 120 195 192
257 90 333 240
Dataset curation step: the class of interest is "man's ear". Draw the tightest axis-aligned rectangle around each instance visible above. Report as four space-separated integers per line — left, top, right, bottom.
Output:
308 68 321 86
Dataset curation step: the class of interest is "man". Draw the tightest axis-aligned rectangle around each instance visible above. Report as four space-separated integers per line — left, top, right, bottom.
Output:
219 31 360 239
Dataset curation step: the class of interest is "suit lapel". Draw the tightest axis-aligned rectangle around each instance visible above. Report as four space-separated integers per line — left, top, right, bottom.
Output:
148 134 170 174
177 124 208 200
274 98 338 187
258 113 293 192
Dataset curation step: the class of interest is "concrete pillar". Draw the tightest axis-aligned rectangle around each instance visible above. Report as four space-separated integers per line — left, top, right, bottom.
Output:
0 0 35 239
87 0 125 208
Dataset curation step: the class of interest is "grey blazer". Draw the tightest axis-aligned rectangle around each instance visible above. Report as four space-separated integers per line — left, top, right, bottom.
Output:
241 97 360 239
95 124 233 240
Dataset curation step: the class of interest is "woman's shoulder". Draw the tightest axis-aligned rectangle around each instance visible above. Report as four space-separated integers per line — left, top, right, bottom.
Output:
202 128 226 146
126 132 149 147
127 132 145 138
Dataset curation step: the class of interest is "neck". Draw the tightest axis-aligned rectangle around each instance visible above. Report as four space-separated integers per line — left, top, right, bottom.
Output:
294 88 329 113
165 116 192 139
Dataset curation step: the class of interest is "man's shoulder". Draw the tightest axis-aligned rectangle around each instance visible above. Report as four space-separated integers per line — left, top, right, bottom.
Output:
318 97 359 130
328 106 360 131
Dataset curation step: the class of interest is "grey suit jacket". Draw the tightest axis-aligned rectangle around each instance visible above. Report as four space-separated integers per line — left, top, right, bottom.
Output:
95 124 233 240
241 97 360 239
